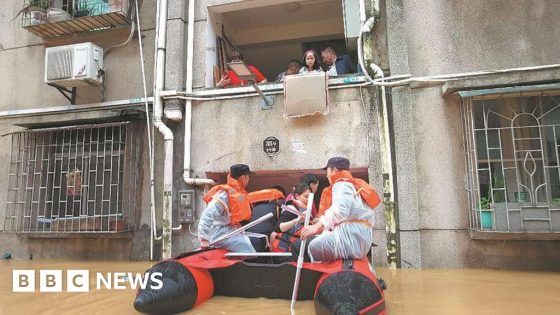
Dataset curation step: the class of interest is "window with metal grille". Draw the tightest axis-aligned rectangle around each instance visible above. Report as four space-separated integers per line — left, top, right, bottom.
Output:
3 122 139 233
462 92 560 233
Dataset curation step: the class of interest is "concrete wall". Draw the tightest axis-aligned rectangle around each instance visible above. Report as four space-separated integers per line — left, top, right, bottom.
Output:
0 0 174 261
0 0 389 266
386 0 560 270
170 87 389 266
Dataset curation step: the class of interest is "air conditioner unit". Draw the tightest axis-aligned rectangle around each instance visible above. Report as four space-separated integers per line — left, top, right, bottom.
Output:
45 42 104 87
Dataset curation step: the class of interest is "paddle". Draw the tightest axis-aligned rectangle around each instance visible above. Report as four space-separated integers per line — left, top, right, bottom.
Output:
174 212 274 260
210 212 273 246
290 193 314 314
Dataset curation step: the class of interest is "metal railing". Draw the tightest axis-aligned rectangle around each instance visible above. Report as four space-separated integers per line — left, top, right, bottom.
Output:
462 92 560 232
21 0 131 38
3 122 138 233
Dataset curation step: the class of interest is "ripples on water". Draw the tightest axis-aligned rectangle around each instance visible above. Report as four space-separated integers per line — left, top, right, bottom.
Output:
1 260 559 315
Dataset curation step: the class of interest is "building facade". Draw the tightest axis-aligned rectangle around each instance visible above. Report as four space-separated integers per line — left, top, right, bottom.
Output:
0 0 558 270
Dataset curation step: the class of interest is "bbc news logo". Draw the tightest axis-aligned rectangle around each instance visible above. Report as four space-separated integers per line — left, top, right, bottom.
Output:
13 270 163 292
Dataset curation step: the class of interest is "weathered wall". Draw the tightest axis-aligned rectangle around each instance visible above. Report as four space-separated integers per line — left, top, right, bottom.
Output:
402 0 560 76
0 0 177 261
386 0 560 270
171 87 389 266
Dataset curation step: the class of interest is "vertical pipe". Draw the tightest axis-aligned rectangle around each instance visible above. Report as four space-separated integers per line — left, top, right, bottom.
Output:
183 1 214 187
184 0 194 180
359 0 398 268
153 0 174 259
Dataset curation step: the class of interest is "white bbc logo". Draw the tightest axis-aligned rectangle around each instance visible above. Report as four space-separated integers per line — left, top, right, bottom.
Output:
13 270 90 292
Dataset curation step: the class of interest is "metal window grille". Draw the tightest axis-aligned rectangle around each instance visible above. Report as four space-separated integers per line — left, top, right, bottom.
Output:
3 122 138 233
462 92 560 232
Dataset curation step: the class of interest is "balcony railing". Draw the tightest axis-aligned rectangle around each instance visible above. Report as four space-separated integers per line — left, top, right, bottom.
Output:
21 0 131 39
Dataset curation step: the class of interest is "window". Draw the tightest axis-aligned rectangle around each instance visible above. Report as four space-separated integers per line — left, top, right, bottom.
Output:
3 122 139 233
205 0 360 88
462 91 560 233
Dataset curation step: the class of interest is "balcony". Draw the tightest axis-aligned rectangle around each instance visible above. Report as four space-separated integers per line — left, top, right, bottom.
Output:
21 0 130 39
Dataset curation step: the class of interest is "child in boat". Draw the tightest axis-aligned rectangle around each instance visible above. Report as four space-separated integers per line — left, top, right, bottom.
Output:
271 183 316 254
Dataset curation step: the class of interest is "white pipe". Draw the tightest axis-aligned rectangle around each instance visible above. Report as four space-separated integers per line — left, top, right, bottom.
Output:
359 0 397 269
134 0 161 262
183 0 215 187
371 63 560 87
153 0 174 259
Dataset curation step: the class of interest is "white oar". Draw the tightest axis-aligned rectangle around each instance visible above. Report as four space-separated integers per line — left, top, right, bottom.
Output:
280 204 306 218
290 193 314 314
210 212 273 246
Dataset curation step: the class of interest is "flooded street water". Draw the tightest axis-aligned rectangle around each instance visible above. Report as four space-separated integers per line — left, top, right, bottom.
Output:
1 260 559 315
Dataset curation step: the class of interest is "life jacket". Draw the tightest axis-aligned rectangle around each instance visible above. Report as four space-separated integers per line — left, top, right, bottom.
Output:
203 174 251 225
317 170 381 217
248 189 285 205
271 230 300 253
271 199 307 253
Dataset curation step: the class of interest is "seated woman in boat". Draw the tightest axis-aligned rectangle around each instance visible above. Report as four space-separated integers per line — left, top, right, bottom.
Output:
270 183 316 255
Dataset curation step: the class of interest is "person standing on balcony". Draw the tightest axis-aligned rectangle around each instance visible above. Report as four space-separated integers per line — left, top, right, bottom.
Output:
295 157 381 262
321 46 356 76
216 51 268 88
198 164 256 252
298 50 324 74
275 59 303 82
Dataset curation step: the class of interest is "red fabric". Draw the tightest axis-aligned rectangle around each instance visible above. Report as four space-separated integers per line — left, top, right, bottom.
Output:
177 249 373 276
186 266 214 306
226 65 267 85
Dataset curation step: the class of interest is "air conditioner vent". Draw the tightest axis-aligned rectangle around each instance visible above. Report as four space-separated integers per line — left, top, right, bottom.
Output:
44 42 103 87
46 47 73 81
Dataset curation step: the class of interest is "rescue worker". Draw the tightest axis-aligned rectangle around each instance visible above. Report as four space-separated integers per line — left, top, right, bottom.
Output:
298 157 381 262
245 187 286 251
198 164 255 252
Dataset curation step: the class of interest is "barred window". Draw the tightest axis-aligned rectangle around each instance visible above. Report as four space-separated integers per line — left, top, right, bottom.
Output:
462 92 560 232
3 122 139 233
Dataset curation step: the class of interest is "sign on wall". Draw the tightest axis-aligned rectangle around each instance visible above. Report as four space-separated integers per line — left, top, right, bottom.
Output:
263 137 279 156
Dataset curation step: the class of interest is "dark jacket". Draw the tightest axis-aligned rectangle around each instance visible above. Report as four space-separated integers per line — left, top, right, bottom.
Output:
245 202 280 238
334 55 357 75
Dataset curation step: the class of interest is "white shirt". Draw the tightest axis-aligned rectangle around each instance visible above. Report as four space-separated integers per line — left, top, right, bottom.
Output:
326 64 337 76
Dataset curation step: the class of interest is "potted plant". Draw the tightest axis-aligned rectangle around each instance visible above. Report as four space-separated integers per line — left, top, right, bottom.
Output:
72 0 94 18
23 0 49 26
478 196 494 230
47 0 72 22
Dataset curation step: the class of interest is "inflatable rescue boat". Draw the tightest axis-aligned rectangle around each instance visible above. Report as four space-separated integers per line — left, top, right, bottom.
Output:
134 249 386 314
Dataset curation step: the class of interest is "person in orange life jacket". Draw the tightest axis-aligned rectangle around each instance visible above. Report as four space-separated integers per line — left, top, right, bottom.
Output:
216 50 268 88
296 157 380 262
198 164 256 252
270 183 316 254
285 174 320 217
244 186 286 252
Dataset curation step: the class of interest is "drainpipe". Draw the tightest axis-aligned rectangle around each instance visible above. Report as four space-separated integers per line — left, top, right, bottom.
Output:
153 0 174 259
358 0 398 269
183 0 215 187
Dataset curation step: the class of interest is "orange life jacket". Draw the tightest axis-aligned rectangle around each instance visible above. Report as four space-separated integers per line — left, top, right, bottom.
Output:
203 174 251 225
248 189 285 205
271 199 308 253
318 170 381 217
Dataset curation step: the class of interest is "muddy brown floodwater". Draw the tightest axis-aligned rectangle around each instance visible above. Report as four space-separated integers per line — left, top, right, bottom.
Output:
1 260 559 315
